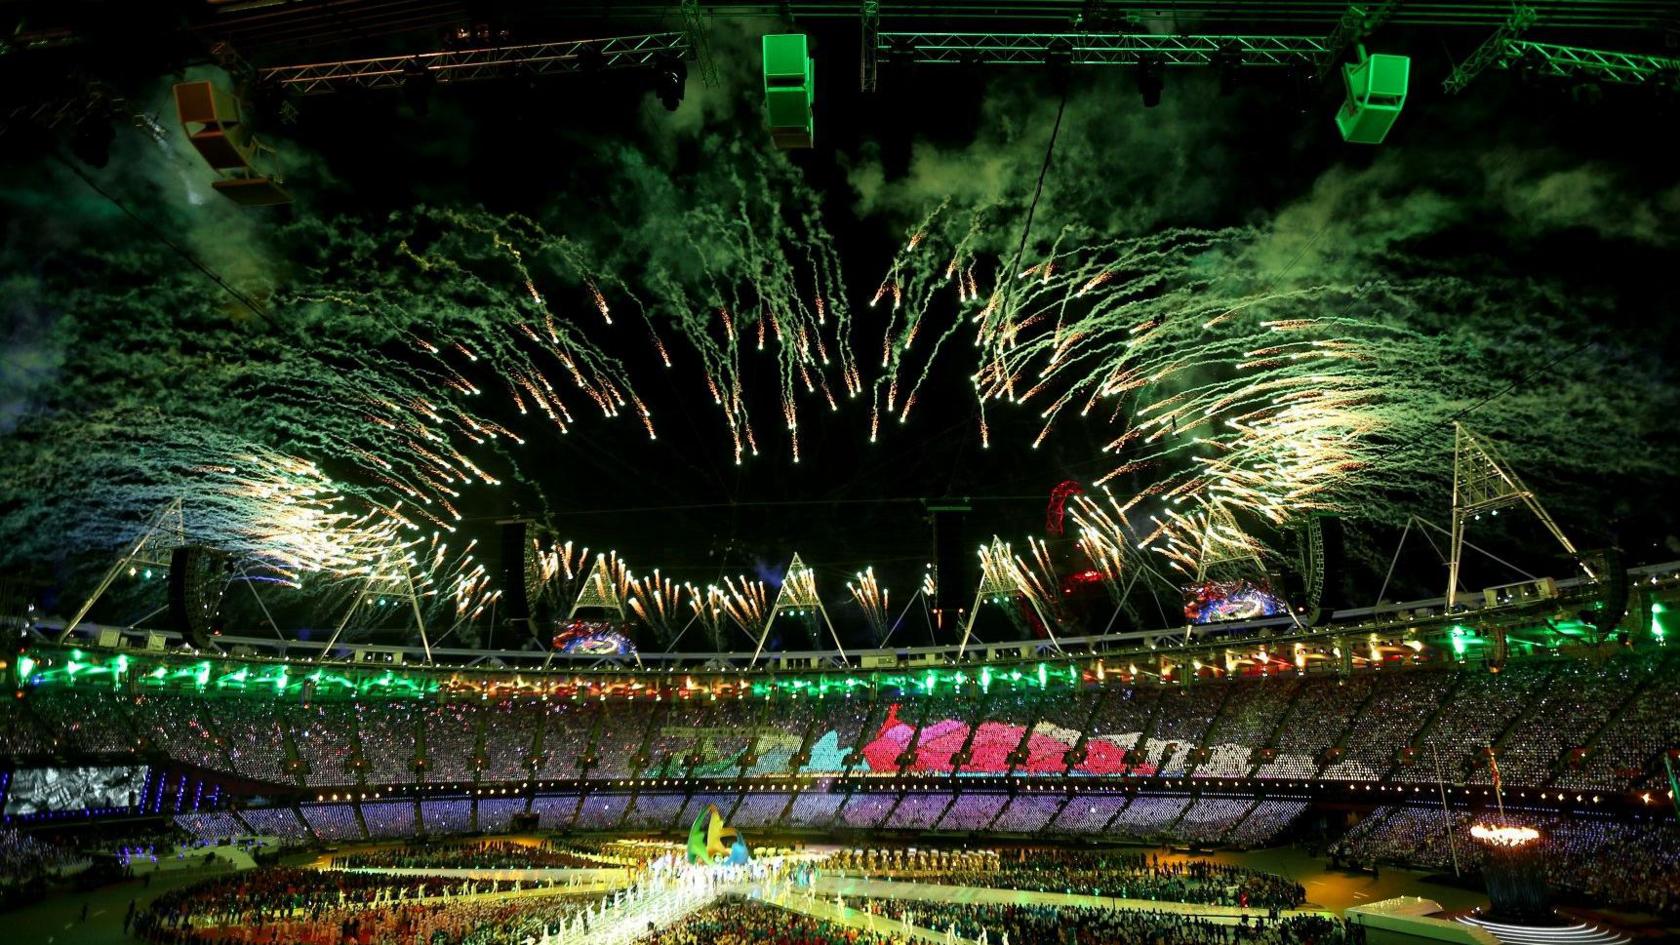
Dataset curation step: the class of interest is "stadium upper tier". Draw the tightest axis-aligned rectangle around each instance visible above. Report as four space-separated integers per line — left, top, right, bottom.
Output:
7 645 1678 798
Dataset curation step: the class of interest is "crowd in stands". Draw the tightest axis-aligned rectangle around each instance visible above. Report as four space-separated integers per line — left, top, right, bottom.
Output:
1197 679 1299 780
786 791 844 828
838 792 899 829
1335 805 1680 914
418 702 482 783
623 792 689 829
1146 686 1229 778
174 812 251 845
360 801 417 838
301 803 364 841
236 808 312 845
1255 677 1371 782
633 898 901 945
1108 795 1191 838
162 784 1303 852
990 794 1065 832
287 703 358 785
7 653 1677 798
1051 795 1130 833
1554 656 1680 792
421 799 474 835
588 700 655 779
1320 672 1454 783
885 792 949 830
1224 801 1309 849
533 701 593 779
1175 798 1258 845
214 699 293 784
355 703 418 785
846 898 1361 945
938 792 1009 830
569 793 627 829
1481 662 1621 788
0 827 86 888
476 797 529 834
730 793 793 829
678 793 740 827
1393 666 1551 786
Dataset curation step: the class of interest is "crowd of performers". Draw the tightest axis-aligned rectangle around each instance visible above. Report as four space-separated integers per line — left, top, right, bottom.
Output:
126 844 1337 945
132 867 587 945
844 899 1361 945
826 849 1306 910
329 841 604 871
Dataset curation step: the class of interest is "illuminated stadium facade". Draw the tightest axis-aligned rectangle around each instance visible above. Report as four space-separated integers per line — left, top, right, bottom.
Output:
3 2 1679 943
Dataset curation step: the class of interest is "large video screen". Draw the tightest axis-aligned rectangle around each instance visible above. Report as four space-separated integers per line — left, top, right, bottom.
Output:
1183 579 1288 624
3 766 147 815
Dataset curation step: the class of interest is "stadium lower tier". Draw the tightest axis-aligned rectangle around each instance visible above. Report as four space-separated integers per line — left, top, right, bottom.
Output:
155 790 1680 912
6 652 1679 797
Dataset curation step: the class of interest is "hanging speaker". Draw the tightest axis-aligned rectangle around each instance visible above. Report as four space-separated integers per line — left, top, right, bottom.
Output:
167 546 230 649
499 520 531 632
1583 547 1628 638
927 501 973 641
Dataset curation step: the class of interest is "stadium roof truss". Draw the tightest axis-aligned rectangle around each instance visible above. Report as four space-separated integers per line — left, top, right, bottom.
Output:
258 32 691 95
878 32 1329 66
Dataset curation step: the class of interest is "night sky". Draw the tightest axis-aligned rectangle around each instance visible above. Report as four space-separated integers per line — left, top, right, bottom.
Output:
1 15 1677 648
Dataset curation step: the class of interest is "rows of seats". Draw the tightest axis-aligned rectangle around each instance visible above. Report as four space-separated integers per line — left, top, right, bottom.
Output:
419 798 472 834
235 806 311 844
938 792 1009 830
299 802 363 841
172 812 250 843
1553 657 1680 792
1392 663 1553 784
1224 799 1309 848
1321 671 1455 782
1196 678 1298 779
727 792 792 829
8 654 1677 796
1337 804 1680 914
162 788 1316 851
1256 675 1371 781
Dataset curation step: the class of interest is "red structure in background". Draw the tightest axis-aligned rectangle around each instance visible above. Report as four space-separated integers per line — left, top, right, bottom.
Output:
861 703 1150 776
1046 481 1084 536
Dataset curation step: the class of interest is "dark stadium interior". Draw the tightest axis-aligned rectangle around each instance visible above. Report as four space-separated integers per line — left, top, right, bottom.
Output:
1 2 1678 945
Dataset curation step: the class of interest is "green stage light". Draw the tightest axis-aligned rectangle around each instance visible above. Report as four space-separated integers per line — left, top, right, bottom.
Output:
1336 45 1409 144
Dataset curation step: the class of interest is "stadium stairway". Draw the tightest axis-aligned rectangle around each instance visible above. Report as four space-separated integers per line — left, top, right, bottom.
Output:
1456 916 1630 945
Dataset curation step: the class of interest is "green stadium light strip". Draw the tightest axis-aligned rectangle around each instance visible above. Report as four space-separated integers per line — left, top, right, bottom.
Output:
14 614 1662 704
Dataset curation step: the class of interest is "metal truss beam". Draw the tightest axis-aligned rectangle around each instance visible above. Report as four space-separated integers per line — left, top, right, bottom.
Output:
1500 40 1680 86
879 32 1327 66
1314 2 1399 80
861 0 881 91
258 32 691 95
1443 6 1539 94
